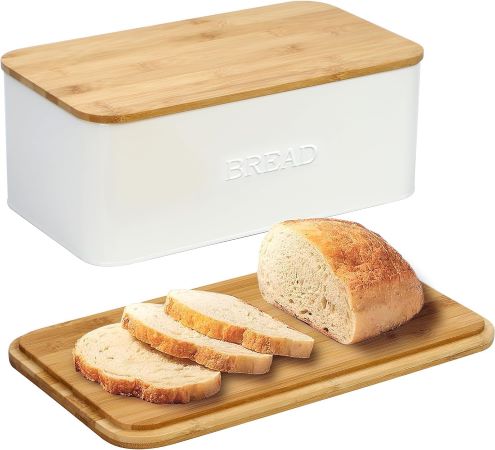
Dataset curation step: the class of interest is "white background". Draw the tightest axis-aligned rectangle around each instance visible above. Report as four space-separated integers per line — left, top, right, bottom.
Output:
1 1 494 448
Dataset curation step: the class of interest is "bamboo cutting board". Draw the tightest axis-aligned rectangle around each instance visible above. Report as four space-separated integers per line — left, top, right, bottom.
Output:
9 274 492 448
1 2 422 123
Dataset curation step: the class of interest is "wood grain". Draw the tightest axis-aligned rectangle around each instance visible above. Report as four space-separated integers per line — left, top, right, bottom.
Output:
1 2 423 124
10 274 492 448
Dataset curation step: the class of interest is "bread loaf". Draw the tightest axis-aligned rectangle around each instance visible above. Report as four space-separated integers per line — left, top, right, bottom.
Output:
73 323 221 403
165 289 314 358
122 303 273 374
258 219 424 344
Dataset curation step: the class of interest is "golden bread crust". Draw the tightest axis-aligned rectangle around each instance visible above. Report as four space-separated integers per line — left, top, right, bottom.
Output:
271 219 424 343
121 312 272 374
73 351 221 404
165 297 313 358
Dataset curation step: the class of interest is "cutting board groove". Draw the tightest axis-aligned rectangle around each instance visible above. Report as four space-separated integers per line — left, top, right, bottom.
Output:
9 274 493 448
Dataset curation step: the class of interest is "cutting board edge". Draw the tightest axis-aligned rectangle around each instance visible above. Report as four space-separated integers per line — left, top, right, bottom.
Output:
9 318 493 449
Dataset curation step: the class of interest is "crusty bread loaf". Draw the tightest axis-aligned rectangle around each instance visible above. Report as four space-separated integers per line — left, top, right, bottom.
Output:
122 303 273 374
73 323 221 403
258 219 424 344
165 289 314 358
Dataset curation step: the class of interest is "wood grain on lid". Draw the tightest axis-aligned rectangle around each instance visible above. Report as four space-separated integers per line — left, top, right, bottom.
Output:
1 2 423 124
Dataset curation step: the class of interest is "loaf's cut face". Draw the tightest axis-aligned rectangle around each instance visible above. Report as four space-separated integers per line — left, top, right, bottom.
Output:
258 219 424 344
73 323 221 403
122 303 273 374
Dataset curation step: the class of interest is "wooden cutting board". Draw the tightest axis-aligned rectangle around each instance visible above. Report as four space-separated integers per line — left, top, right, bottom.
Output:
1 2 422 123
9 274 493 448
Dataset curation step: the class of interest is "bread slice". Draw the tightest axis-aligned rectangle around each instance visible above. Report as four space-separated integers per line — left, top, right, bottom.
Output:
122 303 273 374
258 219 424 344
73 323 221 404
165 289 314 358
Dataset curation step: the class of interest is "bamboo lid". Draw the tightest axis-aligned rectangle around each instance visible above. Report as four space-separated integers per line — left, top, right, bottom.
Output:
1 2 423 124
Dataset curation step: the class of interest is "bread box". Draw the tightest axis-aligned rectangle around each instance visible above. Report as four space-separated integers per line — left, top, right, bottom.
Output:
1 2 423 266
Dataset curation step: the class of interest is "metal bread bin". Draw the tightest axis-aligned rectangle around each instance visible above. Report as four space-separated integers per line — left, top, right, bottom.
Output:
2 2 423 265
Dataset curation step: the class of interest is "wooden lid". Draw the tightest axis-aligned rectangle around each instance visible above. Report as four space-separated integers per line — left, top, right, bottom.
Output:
1 2 423 124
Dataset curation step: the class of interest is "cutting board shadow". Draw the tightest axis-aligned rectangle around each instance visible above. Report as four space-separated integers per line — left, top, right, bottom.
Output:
9 274 493 448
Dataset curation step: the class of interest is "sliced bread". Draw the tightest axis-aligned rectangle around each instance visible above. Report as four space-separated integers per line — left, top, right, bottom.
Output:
122 303 273 374
258 219 424 344
73 323 221 404
165 289 314 358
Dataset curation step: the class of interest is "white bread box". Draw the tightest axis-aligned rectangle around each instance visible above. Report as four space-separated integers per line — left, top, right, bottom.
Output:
1 2 423 266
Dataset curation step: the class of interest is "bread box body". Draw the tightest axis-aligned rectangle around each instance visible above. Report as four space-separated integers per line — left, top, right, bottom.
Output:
2 2 423 266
